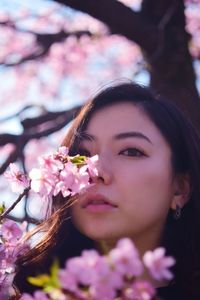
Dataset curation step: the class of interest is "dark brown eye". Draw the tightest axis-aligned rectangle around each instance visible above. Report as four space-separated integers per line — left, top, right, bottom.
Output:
119 148 144 157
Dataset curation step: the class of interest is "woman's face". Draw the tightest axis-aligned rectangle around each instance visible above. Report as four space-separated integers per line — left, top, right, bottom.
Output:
71 102 178 249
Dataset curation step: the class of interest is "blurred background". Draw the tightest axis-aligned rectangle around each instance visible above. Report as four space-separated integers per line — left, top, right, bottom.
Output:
0 0 199 224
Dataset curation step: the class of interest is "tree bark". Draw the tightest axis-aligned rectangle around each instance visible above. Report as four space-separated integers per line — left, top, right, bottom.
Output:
141 0 200 130
54 0 200 131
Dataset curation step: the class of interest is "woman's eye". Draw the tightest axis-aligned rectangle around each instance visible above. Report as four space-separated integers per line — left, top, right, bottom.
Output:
119 148 145 157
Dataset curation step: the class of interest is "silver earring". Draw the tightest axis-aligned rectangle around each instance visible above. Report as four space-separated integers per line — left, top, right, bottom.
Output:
174 205 182 220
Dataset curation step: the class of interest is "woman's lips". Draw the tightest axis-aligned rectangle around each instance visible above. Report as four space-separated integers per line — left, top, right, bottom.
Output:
82 193 117 213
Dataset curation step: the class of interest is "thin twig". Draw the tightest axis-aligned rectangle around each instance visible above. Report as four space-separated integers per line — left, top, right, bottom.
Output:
0 186 31 221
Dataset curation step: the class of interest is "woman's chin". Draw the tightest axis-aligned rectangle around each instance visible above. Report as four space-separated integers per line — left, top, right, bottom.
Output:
79 227 129 246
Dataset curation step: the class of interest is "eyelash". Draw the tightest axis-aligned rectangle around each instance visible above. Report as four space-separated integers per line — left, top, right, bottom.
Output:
119 148 145 157
79 147 145 158
78 148 91 157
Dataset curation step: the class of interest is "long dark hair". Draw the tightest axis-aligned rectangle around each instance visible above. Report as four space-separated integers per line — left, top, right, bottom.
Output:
15 82 200 296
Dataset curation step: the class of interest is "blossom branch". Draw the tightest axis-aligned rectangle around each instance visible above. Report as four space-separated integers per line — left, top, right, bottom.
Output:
0 105 81 175
0 26 93 66
2 147 98 221
0 186 31 221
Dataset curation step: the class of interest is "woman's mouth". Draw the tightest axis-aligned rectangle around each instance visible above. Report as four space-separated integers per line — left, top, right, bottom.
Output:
82 193 117 213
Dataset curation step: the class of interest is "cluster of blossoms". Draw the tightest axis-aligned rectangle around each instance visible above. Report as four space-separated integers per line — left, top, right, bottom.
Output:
21 238 175 300
0 147 98 298
4 146 99 200
0 219 30 298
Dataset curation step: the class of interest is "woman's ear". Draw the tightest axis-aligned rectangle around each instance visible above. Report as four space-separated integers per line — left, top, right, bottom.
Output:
171 173 191 210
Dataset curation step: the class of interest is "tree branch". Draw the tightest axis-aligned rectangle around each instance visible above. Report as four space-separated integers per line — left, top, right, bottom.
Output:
53 0 159 54
0 105 81 175
6 214 39 225
0 187 30 221
0 26 92 66
0 148 20 175
0 134 18 145
21 106 81 129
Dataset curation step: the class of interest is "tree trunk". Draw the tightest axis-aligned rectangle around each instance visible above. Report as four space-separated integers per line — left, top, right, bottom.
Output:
141 0 200 131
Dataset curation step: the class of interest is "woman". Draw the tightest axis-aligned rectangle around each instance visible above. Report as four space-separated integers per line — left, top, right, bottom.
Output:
14 82 200 299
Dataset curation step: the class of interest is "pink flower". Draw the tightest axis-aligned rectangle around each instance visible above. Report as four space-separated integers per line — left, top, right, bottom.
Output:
89 281 116 300
53 146 69 161
0 272 15 299
88 256 123 300
86 154 99 178
54 162 90 197
124 280 156 300
59 255 89 299
66 250 100 285
38 154 63 173
58 146 69 155
4 163 29 193
59 269 79 293
143 247 175 281
0 220 29 278
0 247 16 274
60 249 123 299
53 162 78 197
109 238 143 277
7 147 97 201
37 147 68 173
29 147 93 199
72 165 90 194
29 168 57 198
1 220 23 242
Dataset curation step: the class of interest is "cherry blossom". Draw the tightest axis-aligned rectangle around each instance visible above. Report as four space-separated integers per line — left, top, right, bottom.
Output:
29 167 57 199
143 247 175 281
0 220 30 296
88 256 123 300
4 163 29 193
54 162 86 197
86 154 99 178
124 280 156 300
18 238 175 300
1 219 23 243
27 147 97 199
59 268 79 294
109 237 143 277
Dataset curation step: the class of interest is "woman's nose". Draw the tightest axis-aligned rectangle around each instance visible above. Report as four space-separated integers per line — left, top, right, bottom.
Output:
94 156 112 185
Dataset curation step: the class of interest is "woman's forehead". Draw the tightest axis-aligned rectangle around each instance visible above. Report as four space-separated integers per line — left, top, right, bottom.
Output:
83 102 169 149
86 103 148 133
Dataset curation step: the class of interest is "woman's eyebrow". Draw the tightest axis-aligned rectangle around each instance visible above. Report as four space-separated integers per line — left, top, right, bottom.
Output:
80 131 152 144
114 131 152 144
79 132 95 142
